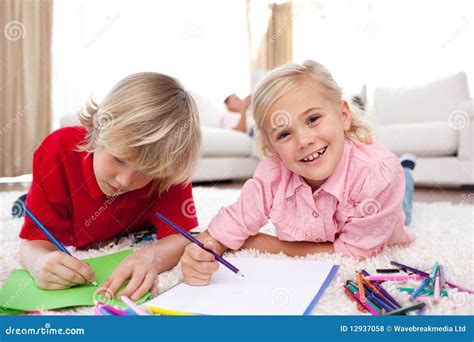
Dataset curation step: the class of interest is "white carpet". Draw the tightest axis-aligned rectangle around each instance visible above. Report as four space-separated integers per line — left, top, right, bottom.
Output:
0 187 473 315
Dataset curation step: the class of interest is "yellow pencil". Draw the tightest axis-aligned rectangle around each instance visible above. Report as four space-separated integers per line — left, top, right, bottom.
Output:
146 306 195 316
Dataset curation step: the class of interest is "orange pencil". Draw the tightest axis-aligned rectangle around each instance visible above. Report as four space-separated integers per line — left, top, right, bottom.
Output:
357 272 366 303
362 277 384 297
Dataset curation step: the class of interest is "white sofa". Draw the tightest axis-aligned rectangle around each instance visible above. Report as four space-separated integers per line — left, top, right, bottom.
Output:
372 72 473 187
189 92 259 182
60 93 260 183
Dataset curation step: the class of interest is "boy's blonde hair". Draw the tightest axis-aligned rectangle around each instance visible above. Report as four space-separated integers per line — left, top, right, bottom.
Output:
77 72 201 195
252 60 373 157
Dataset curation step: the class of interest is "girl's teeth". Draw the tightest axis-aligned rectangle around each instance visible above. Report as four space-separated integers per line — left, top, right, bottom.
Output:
302 147 326 162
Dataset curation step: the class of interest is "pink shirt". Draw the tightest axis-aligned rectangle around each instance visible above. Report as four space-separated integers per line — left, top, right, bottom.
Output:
208 138 416 259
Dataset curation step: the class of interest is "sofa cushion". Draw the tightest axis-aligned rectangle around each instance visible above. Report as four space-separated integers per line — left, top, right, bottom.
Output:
191 92 227 128
201 127 254 157
374 122 458 157
374 72 470 125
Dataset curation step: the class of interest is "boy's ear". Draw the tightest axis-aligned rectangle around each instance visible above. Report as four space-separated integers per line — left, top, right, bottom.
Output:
340 100 352 132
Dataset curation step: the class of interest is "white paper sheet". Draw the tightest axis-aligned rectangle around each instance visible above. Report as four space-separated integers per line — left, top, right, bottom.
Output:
145 257 338 315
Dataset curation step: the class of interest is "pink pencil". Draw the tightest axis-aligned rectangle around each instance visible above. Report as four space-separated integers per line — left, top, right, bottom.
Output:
96 301 130 316
433 275 441 304
446 280 474 294
414 296 432 303
353 292 380 315
365 274 426 281
120 295 150 315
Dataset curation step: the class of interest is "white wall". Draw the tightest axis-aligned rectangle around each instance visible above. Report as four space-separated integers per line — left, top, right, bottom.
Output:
293 0 474 100
52 0 251 129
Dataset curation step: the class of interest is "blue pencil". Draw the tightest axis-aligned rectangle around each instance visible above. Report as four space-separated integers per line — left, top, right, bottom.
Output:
23 205 97 285
155 211 244 277
24 206 72 255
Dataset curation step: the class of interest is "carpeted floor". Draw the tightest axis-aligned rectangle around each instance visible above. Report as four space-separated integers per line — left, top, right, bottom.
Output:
0 187 473 315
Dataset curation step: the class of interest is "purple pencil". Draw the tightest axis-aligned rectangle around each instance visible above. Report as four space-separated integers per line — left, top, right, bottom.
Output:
361 270 402 308
155 211 244 277
390 261 430 278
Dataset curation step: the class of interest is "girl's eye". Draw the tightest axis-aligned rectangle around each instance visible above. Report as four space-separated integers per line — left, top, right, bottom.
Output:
307 115 320 125
277 131 290 140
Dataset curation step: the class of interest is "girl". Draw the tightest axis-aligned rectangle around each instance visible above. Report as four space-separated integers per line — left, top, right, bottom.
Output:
19 72 201 300
181 60 416 285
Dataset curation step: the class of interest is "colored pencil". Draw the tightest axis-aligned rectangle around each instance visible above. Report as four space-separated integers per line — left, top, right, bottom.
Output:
96 302 130 316
445 280 474 294
439 265 446 288
411 278 430 299
398 287 448 296
344 285 367 313
24 206 97 286
361 270 401 308
357 272 366 303
155 211 244 277
376 268 400 273
433 274 441 304
365 274 426 282
120 295 150 316
24 206 71 255
429 262 439 286
146 306 195 316
385 302 425 315
390 261 430 277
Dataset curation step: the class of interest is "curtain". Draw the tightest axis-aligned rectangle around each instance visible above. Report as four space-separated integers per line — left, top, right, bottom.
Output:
247 1 293 71
0 0 52 177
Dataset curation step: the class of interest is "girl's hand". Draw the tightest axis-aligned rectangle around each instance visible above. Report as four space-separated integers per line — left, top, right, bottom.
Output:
180 235 222 286
34 251 96 290
101 246 160 300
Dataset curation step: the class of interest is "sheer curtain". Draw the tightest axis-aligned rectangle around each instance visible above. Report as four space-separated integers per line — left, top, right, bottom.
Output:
292 0 474 98
51 0 250 129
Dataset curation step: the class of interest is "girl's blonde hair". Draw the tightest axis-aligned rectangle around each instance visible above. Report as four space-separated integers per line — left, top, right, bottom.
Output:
252 60 373 157
77 72 201 195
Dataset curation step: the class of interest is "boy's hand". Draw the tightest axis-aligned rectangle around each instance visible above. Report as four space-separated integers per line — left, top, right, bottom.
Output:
180 236 221 286
101 246 160 300
34 251 96 290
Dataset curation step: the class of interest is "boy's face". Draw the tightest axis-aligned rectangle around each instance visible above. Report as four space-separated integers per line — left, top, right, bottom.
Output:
93 147 153 196
263 81 351 192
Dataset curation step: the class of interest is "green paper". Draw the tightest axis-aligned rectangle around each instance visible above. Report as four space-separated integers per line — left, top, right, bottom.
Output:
0 249 150 314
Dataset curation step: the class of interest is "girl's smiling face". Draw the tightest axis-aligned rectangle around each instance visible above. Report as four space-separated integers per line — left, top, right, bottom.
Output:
263 80 351 191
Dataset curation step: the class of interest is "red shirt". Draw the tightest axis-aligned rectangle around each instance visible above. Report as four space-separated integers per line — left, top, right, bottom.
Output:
19 126 198 248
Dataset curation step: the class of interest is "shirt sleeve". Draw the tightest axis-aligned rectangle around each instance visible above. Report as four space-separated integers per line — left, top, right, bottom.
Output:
151 183 199 239
19 141 73 244
333 156 406 259
207 158 280 250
